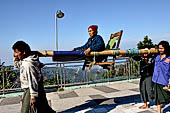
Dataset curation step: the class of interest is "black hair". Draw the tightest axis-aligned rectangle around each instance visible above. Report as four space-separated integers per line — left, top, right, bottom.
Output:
158 40 170 56
12 41 31 55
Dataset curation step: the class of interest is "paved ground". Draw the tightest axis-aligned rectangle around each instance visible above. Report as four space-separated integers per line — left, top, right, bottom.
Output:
1 79 170 113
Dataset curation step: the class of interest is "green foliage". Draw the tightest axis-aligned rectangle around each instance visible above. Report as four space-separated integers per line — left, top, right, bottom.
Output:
43 74 57 85
101 70 115 79
137 36 155 49
101 59 140 79
0 66 19 89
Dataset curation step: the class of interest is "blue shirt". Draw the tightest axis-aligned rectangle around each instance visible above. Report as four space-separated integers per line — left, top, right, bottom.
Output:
152 55 170 86
74 35 105 51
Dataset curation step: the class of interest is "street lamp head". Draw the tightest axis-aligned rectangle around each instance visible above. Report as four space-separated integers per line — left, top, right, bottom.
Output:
56 10 64 18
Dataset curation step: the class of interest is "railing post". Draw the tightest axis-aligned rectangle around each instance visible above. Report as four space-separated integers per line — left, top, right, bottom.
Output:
86 69 89 85
3 68 5 96
63 64 65 88
128 58 131 81
60 64 62 88
56 64 59 86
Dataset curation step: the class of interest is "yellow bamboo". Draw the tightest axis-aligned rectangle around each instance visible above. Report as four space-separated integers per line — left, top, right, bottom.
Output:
32 50 54 57
88 49 158 56
34 49 158 57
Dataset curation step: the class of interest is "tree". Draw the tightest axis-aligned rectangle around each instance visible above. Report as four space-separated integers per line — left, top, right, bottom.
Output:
137 36 155 49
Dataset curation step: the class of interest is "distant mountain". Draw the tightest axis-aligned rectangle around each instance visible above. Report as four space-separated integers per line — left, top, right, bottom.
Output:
41 66 106 82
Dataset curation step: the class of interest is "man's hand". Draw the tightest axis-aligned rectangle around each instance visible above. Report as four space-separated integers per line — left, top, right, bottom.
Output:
13 53 17 57
84 48 91 55
30 97 36 106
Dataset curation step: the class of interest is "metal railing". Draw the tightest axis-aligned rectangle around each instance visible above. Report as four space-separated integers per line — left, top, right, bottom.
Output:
0 57 140 95
42 57 140 89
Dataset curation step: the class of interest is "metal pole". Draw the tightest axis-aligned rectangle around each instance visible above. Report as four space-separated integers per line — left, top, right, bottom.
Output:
56 14 58 51
3 68 5 96
60 64 62 88
63 64 65 88
56 64 59 86
55 10 64 50
86 69 89 85
128 59 131 81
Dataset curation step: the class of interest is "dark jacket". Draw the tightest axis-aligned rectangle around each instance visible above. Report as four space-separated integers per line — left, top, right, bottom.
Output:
140 58 154 77
74 35 105 51
133 56 154 77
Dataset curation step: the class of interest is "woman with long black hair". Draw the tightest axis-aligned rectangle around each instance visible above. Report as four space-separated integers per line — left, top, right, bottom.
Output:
152 41 170 113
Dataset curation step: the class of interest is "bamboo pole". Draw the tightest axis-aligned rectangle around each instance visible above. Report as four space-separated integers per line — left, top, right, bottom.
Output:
34 49 158 57
88 49 158 56
32 50 54 57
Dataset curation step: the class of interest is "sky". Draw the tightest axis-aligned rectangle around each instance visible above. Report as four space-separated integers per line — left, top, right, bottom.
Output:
0 0 170 66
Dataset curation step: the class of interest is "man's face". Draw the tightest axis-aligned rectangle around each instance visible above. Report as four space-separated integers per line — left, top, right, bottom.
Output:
14 49 25 60
143 53 148 59
88 28 96 37
158 45 165 55
143 53 148 57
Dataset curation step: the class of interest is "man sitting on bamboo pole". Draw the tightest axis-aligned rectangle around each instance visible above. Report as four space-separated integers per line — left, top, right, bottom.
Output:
71 25 106 70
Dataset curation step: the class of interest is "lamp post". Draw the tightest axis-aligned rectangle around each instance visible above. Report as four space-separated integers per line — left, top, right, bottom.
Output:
55 10 64 50
55 10 64 88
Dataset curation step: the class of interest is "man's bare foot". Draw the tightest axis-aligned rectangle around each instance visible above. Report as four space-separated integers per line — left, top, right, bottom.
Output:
139 105 149 109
